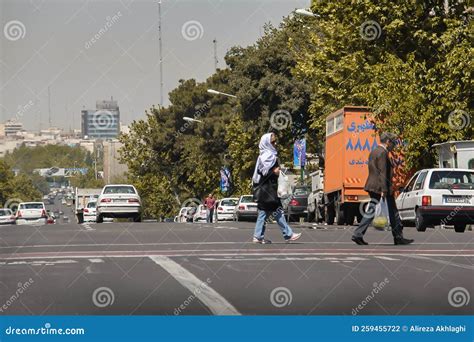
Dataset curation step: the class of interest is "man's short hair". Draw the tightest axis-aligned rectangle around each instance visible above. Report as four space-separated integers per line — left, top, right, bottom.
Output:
380 132 397 144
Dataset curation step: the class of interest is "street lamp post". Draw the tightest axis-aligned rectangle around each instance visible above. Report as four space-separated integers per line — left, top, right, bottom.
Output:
295 8 320 18
207 89 237 98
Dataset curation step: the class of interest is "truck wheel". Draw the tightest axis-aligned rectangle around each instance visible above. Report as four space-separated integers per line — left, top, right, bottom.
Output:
345 206 356 226
335 202 345 226
415 209 427 232
454 224 466 233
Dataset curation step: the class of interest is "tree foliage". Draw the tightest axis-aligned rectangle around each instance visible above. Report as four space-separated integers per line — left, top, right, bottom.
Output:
120 1 472 218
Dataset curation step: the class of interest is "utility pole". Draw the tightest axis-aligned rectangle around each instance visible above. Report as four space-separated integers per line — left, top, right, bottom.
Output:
213 38 218 70
158 0 164 107
48 86 52 128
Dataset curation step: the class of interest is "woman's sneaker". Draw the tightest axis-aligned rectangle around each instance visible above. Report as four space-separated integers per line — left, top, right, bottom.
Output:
286 232 302 242
252 237 272 244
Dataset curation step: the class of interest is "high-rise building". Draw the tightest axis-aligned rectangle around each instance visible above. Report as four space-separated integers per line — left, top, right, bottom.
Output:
4 120 24 136
81 97 120 139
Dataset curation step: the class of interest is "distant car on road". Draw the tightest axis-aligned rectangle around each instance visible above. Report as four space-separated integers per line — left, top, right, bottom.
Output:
0 209 16 225
233 195 258 221
216 198 239 221
16 202 47 225
175 207 192 223
96 184 142 223
396 168 474 233
83 201 97 222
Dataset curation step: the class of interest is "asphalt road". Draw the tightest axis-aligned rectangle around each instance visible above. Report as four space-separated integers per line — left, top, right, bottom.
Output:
0 217 472 316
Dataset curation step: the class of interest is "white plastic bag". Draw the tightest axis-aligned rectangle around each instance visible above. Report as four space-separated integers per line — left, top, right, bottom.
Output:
277 170 290 198
373 198 390 230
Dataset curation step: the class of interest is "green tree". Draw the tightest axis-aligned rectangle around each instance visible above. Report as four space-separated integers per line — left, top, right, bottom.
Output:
292 0 472 171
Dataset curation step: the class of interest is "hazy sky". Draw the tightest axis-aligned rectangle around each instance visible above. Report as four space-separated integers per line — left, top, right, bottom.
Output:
0 0 309 130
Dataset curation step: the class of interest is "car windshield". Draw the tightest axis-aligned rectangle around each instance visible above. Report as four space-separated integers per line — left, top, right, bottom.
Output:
429 171 474 189
19 203 44 209
221 199 238 206
0 209 12 216
87 202 97 208
240 196 254 203
103 186 136 194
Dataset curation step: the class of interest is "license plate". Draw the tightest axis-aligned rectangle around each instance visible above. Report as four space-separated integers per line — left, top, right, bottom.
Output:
445 196 471 204
248 206 257 212
114 199 127 203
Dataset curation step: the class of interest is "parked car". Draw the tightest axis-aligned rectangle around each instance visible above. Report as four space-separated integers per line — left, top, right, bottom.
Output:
96 184 142 223
396 168 474 232
15 202 48 225
0 209 16 225
287 185 310 222
193 204 207 222
216 198 239 221
233 195 258 221
83 201 97 222
176 207 192 223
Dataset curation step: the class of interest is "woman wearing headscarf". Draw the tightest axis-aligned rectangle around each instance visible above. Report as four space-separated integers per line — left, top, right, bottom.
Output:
251 133 302 244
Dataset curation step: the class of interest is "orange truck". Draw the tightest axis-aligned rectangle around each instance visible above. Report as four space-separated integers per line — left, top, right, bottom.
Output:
308 106 379 225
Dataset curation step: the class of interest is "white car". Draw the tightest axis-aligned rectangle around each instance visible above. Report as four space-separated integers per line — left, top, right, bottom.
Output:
396 168 474 233
233 195 258 221
215 198 239 221
83 201 97 222
96 184 142 223
15 202 48 225
193 205 207 222
0 209 16 225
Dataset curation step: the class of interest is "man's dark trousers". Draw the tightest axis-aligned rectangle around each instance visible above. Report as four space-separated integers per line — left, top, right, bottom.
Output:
353 191 404 238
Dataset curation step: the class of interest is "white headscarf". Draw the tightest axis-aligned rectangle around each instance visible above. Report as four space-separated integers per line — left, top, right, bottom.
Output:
252 133 277 184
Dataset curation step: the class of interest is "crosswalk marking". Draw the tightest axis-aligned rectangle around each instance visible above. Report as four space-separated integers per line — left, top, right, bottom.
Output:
149 255 240 316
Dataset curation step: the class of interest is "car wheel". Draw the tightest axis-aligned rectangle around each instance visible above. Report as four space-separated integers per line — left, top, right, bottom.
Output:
96 214 103 223
415 208 427 232
133 214 142 223
454 224 466 233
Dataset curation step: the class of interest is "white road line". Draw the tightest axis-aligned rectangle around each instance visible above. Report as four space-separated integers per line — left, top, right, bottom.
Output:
149 255 240 316
0 241 471 249
1 252 474 260
401 254 474 271
199 257 368 261
373 256 400 261
88 258 104 263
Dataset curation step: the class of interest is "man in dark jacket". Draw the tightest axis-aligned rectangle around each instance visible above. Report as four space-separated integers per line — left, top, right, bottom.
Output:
352 132 414 245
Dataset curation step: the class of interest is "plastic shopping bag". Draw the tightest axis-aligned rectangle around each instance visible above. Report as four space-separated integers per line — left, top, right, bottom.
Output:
277 170 290 198
372 198 390 230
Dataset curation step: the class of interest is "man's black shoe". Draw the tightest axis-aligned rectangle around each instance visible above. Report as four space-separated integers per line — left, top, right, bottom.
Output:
351 236 368 245
394 237 414 245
